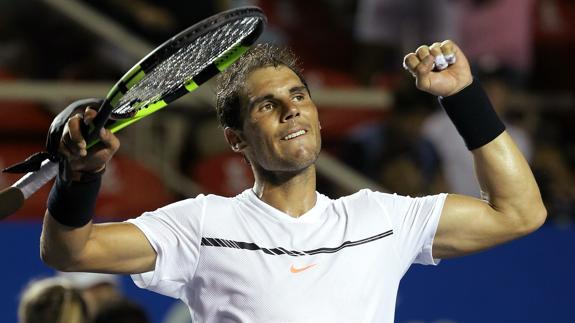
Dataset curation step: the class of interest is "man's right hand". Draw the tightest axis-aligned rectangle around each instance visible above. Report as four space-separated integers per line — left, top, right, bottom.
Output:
59 107 120 180
43 105 156 274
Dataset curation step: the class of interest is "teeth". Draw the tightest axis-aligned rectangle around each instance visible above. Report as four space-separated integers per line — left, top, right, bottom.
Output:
284 130 306 140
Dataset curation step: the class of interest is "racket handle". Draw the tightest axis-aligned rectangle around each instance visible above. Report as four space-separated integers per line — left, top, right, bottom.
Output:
14 160 58 198
0 160 58 219
82 100 114 148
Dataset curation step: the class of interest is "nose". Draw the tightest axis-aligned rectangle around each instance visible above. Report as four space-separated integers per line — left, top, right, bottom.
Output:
281 101 300 122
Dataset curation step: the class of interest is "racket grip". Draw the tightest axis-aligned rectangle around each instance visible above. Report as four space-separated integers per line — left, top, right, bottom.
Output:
0 160 58 219
13 160 59 199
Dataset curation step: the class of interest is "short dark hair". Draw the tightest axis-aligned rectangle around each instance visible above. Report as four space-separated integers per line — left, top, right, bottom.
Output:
91 299 149 323
215 43 307 129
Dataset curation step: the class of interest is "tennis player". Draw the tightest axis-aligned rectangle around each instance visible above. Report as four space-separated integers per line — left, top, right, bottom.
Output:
40 40 546 322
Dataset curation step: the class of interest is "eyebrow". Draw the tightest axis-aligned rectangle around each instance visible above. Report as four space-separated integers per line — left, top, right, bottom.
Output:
289 86 308 94
248 86 309 109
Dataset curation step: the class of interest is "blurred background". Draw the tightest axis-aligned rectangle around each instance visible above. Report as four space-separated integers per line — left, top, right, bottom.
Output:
0 0 573 322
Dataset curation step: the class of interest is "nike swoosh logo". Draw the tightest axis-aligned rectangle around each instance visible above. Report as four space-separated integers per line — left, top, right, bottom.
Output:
290 263 316 273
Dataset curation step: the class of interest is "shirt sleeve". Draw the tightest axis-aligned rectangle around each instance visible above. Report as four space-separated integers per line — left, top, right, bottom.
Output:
371 191 447 273
125 195 205 299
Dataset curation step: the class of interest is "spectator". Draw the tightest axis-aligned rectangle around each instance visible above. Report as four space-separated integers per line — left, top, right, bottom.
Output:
57 272 123 319
91 299 150 323
18 277 88 323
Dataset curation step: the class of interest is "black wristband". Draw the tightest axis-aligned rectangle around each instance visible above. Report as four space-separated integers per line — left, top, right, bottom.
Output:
438 79 505 150
47 169 103 227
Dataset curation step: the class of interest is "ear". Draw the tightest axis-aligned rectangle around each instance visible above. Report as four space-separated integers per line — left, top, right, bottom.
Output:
224 127 247 152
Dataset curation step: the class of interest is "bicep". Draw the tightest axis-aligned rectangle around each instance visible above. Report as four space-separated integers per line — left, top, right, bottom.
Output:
76 222 157 274
432 194 527 259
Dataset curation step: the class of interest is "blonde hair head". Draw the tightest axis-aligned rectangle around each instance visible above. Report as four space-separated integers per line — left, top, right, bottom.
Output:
18 277 87 323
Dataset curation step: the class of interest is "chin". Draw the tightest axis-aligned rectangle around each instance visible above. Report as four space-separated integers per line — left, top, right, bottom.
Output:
284 149 320 171
258 151 318 173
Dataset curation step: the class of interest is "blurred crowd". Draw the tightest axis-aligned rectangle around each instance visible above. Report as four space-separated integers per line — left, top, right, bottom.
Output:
349 0 575 226
1 0 574 223
18 272 149 323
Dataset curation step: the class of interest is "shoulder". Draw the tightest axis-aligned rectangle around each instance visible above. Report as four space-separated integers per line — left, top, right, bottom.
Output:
334 190 447 213
336 188 397 201
137 193 239 223
131 192 245 232
332 189 398 212
159 193 239 211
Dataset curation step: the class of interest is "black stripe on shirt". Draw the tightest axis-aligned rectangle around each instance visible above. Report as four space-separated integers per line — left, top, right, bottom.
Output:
200 230 393 257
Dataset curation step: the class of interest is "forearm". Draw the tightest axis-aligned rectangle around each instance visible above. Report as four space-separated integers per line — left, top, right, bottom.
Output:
439 79 545 233
39 171 157 273
40 169 102 270
41 213 158 273
40 212 94 270
472 132 546 229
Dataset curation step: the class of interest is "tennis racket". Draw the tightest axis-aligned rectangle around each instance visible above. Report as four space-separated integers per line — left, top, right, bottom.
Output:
0 6 266 219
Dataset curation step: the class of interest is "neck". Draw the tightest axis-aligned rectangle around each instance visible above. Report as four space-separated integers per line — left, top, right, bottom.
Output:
252 165 317 218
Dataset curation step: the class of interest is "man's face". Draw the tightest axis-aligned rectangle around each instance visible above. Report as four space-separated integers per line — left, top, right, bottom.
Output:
237 65 321 172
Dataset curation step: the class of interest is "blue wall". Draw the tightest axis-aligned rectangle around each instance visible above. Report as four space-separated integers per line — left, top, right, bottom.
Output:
0 222 175 323
2 222 573 322
396 224 575 322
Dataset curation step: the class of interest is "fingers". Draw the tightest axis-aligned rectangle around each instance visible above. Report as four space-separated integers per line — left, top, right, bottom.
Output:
415 45 431 61
97 126 121 152
403 40 458 76
440 40 456 65
83 107 98 125
430 42 447 70
403 54 419 76
59 106 119 164
61 114 87 159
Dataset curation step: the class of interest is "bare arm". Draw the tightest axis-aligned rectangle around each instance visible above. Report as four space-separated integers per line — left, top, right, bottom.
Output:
40 106 157 274
41 215 156 273
434 132 546 258
403 40 546 259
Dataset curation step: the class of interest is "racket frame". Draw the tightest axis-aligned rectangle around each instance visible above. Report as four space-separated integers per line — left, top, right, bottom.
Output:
86 6 266 147
0 6 267 219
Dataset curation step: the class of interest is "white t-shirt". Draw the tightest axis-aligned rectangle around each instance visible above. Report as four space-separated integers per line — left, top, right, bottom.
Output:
127 189 447 322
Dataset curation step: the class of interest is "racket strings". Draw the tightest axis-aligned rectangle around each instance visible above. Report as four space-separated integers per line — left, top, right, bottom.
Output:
112 16 260 119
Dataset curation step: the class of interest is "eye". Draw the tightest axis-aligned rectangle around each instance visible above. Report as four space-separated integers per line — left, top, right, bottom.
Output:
292 93 305 102
259 102 274 111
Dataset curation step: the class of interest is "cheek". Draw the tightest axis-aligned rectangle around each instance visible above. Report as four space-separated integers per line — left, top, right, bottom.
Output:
244 122 275 154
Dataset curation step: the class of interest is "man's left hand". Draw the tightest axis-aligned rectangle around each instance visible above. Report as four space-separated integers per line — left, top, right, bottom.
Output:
403 40 473 97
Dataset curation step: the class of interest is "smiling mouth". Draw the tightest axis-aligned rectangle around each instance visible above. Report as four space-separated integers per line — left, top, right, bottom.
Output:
283 130 307 140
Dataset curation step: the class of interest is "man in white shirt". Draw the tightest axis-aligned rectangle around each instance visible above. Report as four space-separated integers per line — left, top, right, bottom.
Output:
40 40 546 322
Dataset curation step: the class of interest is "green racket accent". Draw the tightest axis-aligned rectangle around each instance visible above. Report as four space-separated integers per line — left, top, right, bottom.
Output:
125 69 145 89
108 86 123 107
106 99 168 134
185 80 199 92
123 64 143 82
215 45 249 71
86 99 168 148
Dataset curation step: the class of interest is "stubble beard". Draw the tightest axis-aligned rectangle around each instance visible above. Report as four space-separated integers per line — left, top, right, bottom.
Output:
251 140 321 185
